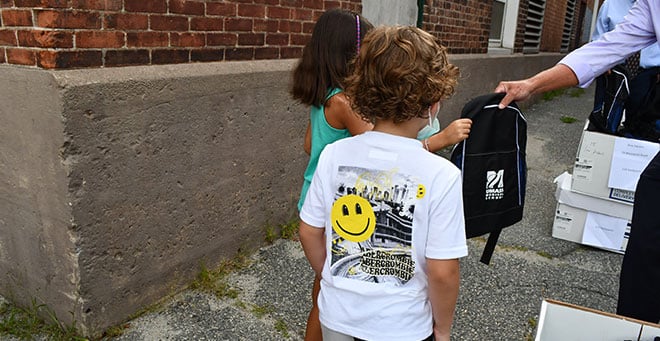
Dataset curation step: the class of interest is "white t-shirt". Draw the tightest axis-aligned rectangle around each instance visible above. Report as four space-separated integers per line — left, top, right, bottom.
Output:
300 131 468 341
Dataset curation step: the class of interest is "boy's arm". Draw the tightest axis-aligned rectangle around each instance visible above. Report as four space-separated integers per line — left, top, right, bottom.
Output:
425 118 472 151
299 220 326 276
427 258 460 341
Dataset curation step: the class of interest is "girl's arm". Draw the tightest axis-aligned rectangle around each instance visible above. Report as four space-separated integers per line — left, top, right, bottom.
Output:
325 93 373 136
425 118 472 152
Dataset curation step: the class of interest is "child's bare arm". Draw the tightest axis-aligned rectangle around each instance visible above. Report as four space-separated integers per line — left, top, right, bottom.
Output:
299 221 326 276
426 118 472 152
325 93 373 136
427 258 460 341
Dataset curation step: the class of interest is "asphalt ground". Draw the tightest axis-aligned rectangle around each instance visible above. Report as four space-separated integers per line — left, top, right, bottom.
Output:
4 86 625 341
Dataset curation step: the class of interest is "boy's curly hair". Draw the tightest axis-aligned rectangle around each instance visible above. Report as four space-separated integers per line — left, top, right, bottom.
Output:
344 26 459 124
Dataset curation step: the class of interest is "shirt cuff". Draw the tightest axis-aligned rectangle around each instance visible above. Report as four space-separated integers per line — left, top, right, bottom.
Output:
558 56 596 88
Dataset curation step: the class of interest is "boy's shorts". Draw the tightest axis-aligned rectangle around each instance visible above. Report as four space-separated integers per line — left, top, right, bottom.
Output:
321 324 434 341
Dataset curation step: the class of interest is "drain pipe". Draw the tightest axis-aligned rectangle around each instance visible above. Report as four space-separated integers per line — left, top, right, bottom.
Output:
416 0 425 28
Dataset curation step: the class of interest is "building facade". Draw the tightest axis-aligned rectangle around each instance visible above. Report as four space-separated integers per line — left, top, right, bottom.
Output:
0 0 598 69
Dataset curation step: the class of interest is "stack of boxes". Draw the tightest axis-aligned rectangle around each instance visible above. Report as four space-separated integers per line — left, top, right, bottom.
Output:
552 124 659 253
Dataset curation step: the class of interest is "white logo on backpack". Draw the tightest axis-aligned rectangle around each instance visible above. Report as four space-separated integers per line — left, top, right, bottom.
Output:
485 169 504 200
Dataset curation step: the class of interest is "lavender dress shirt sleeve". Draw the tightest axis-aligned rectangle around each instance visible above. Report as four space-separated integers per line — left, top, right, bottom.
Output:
559 0 660 87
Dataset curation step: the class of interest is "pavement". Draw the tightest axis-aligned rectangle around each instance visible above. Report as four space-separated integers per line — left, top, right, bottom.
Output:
5 86 627 340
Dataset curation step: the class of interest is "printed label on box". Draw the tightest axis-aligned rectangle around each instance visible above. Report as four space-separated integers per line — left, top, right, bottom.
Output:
608 137 659 191
582 211 628 251
554 210 573 232
609 188 635 203
573 158 594 182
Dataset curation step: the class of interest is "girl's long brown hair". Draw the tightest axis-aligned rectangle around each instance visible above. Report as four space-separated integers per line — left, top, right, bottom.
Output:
290 9 373 107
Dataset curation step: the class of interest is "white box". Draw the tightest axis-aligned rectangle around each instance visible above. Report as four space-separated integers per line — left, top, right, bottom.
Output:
572 129 635 203
552 173 631 253
535 299 660 341
555 172 632 219
572 127 659 204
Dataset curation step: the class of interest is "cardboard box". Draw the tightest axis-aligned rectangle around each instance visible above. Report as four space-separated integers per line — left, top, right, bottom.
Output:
552 172 631 253
555 172 632 219
572 129 634 203
572 127 659 204
535 299 660 341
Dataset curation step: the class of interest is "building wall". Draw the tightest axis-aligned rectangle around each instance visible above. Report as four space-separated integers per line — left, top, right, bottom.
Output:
0 66 82 333
0 0 596 68
421 0 492 54
0 0 362 69
540 0 567 52
362 0 418 26
514 0 529 53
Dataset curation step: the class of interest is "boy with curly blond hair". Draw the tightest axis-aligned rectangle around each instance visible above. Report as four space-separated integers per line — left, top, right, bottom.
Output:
299 26 468 341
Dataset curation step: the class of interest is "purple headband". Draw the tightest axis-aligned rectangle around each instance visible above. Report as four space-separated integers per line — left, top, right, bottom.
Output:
356 15 361 54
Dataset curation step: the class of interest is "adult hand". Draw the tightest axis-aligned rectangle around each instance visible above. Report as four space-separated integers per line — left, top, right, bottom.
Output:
494 64 579 109
494 79 534 109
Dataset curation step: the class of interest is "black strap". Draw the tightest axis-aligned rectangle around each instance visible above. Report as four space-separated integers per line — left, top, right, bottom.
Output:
480 229 501 265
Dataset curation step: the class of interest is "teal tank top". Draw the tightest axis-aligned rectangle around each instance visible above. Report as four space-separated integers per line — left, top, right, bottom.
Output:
298 88 351 211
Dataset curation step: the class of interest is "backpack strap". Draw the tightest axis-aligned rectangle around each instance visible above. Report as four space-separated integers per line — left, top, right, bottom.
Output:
480 229 501 265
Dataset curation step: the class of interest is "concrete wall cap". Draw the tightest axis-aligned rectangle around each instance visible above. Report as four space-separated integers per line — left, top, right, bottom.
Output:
50 59 299 88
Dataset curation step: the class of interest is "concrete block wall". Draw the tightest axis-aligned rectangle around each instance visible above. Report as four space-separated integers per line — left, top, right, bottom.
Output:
0 59 309 335
0 66 82 330
0 52 563 335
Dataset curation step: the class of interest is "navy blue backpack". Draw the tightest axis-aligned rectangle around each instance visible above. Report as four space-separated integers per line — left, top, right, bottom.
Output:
450 93 527 264
589 65 630 134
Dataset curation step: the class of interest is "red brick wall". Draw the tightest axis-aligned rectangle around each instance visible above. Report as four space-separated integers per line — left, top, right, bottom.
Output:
421 0 491 54
0 0 593 69
540 0 566 52
0 0 361 69
513 0 528 53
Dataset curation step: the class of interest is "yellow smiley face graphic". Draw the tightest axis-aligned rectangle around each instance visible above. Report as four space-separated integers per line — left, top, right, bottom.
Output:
416 184 426 199
331 194 376 242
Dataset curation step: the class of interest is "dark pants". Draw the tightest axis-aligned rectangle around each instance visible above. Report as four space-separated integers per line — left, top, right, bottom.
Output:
617 151 660 323
624 67 658 118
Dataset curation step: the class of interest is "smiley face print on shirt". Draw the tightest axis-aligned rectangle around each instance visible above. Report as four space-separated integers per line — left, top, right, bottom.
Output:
331 194 376 242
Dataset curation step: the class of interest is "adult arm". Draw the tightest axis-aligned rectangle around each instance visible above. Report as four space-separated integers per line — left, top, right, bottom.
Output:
427 258 460 341
496 0 658 108
299 221 326 276
495 64 579 108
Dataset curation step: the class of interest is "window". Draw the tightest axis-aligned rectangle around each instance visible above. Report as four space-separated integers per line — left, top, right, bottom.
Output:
488 0 521 53
489 0 506 45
